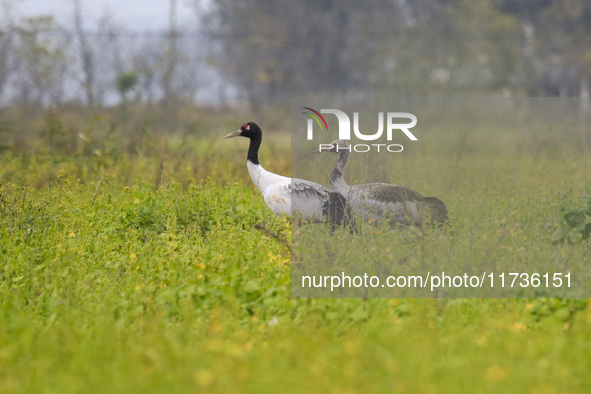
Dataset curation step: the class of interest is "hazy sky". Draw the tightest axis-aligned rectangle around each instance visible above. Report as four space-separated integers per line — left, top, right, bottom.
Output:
14 0 197 30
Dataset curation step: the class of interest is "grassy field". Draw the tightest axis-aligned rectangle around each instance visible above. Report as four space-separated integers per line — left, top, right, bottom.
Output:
1 106 591 393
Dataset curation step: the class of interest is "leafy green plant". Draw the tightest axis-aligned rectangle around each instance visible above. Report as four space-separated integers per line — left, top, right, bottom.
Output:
1 110 590 393
526 298 588 328
554 185 591 243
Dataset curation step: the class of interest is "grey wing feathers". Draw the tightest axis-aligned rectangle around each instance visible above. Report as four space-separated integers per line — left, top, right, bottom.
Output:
349 184 423 226
289 179 330 201
361 184 424 205
352 184 450 228
290 179 355 232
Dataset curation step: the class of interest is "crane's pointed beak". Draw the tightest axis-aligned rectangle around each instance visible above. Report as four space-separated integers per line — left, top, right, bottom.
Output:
223 129 242 139
312 144 333 153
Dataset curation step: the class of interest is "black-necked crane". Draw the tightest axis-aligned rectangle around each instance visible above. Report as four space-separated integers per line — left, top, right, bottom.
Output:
316 139 449 228
224 122 353 232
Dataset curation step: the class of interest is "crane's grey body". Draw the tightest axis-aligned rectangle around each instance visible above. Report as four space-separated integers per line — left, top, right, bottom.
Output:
344 182 425 226
321 140 449 228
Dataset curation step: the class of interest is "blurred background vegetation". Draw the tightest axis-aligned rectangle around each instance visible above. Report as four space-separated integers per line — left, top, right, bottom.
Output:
0 0 590 157
1 0 591 126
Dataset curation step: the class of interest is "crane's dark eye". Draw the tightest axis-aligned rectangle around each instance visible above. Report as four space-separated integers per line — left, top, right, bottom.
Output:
242 123 250 131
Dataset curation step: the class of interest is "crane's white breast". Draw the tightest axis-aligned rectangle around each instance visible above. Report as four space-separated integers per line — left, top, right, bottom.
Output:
263 182 292 216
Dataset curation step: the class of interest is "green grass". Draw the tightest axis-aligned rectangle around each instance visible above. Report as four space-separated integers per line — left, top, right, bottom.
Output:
1 109 591 393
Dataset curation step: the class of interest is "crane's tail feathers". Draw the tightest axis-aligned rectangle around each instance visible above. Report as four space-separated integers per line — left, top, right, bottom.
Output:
423 197 452 234
326 192 357 234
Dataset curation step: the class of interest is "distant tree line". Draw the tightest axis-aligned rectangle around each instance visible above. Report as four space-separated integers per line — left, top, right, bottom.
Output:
0 0 214 110
0 0 590 110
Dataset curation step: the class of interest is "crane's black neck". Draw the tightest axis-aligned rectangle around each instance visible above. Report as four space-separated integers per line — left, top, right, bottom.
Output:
246 132 262 165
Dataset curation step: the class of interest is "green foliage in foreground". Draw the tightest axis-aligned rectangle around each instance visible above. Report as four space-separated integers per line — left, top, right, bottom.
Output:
555 185 591 243
0 138 590 393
